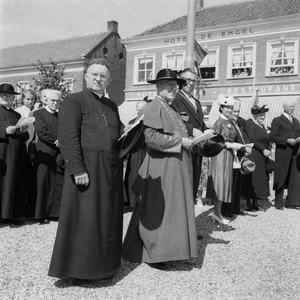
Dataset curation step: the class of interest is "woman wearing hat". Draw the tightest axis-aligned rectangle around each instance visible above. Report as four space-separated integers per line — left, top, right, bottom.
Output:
243 105 271 211
207 94 242 225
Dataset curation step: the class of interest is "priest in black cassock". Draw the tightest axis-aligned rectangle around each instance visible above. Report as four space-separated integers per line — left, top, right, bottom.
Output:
48 58 125 286
28 90 62 223
0 84 29 225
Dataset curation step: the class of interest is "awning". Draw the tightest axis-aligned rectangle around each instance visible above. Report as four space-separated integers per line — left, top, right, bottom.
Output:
208 95 300 128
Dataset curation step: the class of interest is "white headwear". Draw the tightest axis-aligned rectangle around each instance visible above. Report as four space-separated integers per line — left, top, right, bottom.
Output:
217 93 235 106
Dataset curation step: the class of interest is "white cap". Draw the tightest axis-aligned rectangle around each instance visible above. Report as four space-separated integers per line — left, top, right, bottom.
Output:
217 93 235 106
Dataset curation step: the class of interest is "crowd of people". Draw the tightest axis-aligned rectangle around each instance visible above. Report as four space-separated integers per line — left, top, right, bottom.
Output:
1 59 300 286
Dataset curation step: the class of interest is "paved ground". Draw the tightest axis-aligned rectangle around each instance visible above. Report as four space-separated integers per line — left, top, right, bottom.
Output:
1 179 299 300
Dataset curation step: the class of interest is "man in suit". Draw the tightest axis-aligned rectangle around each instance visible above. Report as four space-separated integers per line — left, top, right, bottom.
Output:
270 99 300 209
173 68 207 204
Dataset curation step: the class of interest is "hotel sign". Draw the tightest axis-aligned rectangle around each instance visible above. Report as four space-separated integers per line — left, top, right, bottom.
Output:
164 28 254 44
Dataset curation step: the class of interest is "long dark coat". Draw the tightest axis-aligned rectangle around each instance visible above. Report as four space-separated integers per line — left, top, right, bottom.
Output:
48 89 124 280
172 90 207 200
243 119 270 198
122 97 198 264
28 108 62 219
270 114 300 205
0 106 28 219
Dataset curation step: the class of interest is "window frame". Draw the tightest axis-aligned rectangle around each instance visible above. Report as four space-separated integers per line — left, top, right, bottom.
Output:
133 53 156 85
199 47 219 80
265 38 298 77
162 50 185 72
227 42 256 79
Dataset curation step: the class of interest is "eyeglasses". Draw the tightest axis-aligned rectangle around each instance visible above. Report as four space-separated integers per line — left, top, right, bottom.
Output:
184 78 197 85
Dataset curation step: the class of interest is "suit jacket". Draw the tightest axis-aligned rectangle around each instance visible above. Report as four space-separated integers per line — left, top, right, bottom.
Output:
172 90 207 136
270 114 300 188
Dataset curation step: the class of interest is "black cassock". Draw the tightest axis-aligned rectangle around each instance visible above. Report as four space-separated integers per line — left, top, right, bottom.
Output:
27 108 62 219
0 106 28 219
48 89 124 279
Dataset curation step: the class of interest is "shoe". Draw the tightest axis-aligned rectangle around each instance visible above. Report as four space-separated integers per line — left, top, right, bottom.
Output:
252 204 261 211
234 211 245 215
222 213 234 218
39 218 50 224
4 218 25 225
275 206 284 210
246 207 255 212
197 234 204 240
211 213 230 225
71 278 94 286
147 262 168 270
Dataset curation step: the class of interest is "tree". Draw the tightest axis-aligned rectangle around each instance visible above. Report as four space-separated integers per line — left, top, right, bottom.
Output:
32 59 72 99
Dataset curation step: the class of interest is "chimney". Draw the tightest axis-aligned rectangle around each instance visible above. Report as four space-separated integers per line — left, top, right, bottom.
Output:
196 0 204 11
107 20 118 33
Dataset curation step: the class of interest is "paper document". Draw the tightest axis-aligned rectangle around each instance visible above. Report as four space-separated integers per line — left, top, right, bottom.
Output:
191 129 216 146
118 114 144 141
15 116 35 128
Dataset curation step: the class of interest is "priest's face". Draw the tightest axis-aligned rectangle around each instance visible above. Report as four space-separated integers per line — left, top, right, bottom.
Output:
0 92 15 108
85 64 111 95
156 80 178 102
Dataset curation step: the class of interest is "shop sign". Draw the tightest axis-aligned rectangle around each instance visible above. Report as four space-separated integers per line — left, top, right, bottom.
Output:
227 84 300 94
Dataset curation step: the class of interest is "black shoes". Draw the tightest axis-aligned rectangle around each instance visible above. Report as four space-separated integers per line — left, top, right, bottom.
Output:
4 218 25 225
147 262 168 270
71 278 94 286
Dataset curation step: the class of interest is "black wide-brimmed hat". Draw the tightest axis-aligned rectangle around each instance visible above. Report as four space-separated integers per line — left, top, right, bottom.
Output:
118 120 145 158
147 68 186 85
251 105 269 115
198 134 225 157
240 156 256 175
265 157 278 173
0 83 20 95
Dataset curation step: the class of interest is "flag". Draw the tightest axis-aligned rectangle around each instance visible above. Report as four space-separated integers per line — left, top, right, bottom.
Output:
194 40 208 66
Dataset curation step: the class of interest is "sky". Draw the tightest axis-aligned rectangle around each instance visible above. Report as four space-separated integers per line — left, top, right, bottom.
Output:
0 0 248 49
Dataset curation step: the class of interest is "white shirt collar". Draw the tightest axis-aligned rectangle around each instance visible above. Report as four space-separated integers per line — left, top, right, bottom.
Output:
45 106 56 114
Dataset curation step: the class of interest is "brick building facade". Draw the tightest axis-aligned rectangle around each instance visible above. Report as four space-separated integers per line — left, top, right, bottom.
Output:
0 21 126 106
119 0 300 126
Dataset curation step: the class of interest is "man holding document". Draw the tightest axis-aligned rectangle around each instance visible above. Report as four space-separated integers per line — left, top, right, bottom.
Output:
0 84 29 225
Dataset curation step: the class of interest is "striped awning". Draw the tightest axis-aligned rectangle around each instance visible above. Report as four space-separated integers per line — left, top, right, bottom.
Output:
208 95 300 128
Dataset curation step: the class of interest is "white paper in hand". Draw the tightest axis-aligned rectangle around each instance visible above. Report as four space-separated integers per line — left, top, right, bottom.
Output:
191 129 216 146
15 116 35 128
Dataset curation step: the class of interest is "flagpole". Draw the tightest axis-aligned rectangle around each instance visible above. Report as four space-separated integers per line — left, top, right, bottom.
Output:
184 0 196 69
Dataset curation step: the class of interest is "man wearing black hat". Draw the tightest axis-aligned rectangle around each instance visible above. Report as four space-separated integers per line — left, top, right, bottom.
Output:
0 84 29 225
122 68 198 270
48 58 125 285
270 99 300 209
173 68 208 204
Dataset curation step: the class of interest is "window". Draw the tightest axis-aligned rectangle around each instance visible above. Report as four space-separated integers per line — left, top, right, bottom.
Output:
162 51 184 71
134 54 155 84
17 81 29 92
62 78 73 92
199 48 218 79
228 43 256 78
266 38 298 76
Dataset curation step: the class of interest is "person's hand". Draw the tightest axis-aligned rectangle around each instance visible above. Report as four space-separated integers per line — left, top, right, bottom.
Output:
54 140 59 147
226 142 242 151
182 137 193 150
74 171 89 186
287 138 297 146
6 126 16 135
245 146 252 156
192 128 203 137
20 125 29 132
263 149 271 157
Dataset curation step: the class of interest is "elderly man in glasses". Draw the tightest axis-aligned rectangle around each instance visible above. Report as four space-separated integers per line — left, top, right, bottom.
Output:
173 68 208 204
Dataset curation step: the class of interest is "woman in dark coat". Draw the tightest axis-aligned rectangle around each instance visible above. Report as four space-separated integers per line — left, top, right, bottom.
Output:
29 90 62 223
243 105 272 210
